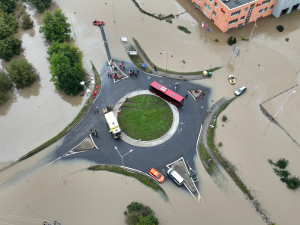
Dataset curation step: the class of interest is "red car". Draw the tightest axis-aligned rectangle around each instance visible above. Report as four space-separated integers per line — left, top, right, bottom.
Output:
148 168 164 183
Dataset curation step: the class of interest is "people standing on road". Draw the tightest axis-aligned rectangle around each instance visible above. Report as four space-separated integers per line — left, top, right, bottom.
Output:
123 65 125 70
122 60 124 65
94 129 98 137
93 109 96 114
90 129 94 136
186 94 188 99
96 106 99 113
137 70 139 76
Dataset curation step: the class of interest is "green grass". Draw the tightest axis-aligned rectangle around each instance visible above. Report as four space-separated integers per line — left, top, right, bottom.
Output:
118 95 173 141
89 164 168 200
19 61 100 161
198 144 217 175
132 38 221 75
127 54 152 74
206 97 254 200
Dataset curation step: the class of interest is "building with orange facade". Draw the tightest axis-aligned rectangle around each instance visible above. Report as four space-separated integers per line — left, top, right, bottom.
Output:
192 0 277 32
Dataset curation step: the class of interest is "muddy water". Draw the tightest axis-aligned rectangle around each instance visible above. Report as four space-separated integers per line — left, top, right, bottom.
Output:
0 6 92 161
1 0 300 224
0 157 264 225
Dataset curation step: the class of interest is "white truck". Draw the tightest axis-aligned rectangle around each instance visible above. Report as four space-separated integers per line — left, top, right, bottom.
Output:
103 107 122 139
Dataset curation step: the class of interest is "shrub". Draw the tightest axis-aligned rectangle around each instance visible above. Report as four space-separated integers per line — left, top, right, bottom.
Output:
124 202 158 225
214 39 219 42
222 115 227 122
7 58 39 89
177 25 191 34
275 158 288 169
267 159 274 165
22 0 52 13
286 176 300 190
218 142 223 147
0 70 13 92
0 36 22 61
285 37 289 42
227 36 236 46
276 25 284 32
22 13 34 30
273 168 290 178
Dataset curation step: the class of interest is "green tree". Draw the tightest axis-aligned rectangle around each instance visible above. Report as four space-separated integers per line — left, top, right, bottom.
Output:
0 70 13 92
0 10 18 33
40 9 71 43
0 17 14 40
48 42 85 95
124 202 159 225
23 0 52 13
0 0 17 13
275 158 288 169
7 58 39 89
136 214 159 225
22 13 34 30
0 36 22 61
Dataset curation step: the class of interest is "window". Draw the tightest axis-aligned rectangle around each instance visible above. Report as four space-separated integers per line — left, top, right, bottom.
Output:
231 10 241 17
208 0 213 3
240 16 245 20
214 2 218 7
244 7 248 12
204 3 211 12
228 19 238 25
238 23 244 27
198 0 201 2
262 0 270 5
258 7 267 13
213 11 216 16
270 5 274 9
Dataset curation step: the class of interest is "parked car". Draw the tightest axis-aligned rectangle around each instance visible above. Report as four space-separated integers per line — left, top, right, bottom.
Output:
148 168 164 183
234 86 247 96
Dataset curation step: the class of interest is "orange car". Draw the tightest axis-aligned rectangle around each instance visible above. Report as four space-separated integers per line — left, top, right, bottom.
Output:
148 168 164 183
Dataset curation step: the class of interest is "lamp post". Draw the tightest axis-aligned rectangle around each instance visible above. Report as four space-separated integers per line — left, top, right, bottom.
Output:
255 64 265 90
264 90 296 133
160 51 173 72
105 2 116 24
114 146 133 170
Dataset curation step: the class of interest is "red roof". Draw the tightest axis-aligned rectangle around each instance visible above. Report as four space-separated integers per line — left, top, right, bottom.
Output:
150 81 184 102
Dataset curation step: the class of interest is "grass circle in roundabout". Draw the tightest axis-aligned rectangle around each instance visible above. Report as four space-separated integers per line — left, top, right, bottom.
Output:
118 94 173 141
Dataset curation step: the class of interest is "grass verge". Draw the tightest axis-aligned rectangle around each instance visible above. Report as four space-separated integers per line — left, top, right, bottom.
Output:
198 144 217 175
118 95 173 141
127 50 152 74
89 164 168 200
206 97 254 200
19 61 100 161
132 38 221 75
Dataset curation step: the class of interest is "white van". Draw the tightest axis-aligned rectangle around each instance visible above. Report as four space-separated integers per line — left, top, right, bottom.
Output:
167 168 184 186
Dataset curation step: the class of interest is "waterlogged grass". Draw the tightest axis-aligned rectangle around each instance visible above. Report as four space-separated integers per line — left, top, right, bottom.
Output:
19 61 100 161
89 164 168 200
198 144 217 175
118 95 173 141
206 98 254 200
133 38 221 75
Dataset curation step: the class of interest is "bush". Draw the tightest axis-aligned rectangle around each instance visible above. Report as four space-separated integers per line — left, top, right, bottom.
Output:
0 36 22 61
218 142 223 147
177 25 191 34
124 202 158 225
22 13 34 30
7 58 39 89
285 37 289 42
0 70 13 92
276 25 284 32
286 176 300 190
273 168 290 178
40 9 71 43
275 158 288 169
222 115 228 122
0 0 17 14
227 36 236 46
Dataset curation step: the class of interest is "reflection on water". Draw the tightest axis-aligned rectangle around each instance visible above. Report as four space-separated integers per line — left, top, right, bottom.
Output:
0 91 17 117
17 79 41 99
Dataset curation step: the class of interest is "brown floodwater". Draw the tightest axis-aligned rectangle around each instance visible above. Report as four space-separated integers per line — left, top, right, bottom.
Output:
1 0 300 224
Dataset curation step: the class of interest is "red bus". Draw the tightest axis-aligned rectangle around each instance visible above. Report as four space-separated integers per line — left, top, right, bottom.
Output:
149 81 184 107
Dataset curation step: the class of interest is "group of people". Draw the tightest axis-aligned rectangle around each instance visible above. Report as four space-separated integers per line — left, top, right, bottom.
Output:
129 69 139 77
90 129 98 137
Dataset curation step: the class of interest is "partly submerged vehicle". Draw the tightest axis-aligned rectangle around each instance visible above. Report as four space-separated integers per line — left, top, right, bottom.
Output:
234 86 247 96
228 75 236 85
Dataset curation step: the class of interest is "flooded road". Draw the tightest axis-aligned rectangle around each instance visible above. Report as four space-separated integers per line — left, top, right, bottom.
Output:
1 0 300 224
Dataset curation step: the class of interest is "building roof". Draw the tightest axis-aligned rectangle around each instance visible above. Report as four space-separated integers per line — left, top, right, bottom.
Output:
220 0 256 10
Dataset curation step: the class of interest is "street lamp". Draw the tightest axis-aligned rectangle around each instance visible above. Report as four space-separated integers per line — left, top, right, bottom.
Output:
105 2 116 24
264 90 296 133
114 146 133 169
160 51 173 72
255 64 265 90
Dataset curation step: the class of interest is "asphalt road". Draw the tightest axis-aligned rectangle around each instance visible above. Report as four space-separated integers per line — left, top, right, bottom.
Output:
48 62 210 177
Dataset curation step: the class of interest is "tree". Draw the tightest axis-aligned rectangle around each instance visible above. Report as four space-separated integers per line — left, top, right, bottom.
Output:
40 9 71 43
0 70 13 92
48 42 85 95
0 36 22 61
124 202 159 225
22 13 34 30
0 0 17 14
7 58 39 89
23 0 52 13
227 36 237 46
0 9 18 33
0 17 14 40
